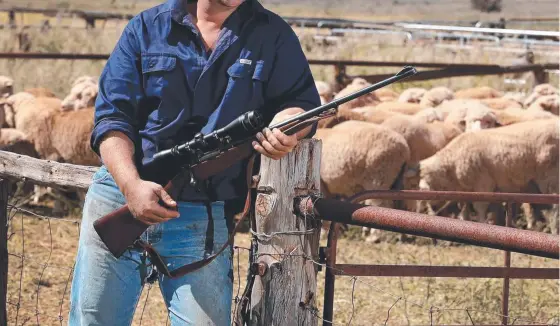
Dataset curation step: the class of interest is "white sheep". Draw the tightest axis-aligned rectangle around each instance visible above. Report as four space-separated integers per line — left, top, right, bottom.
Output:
417 119 558 225
314 120 411 242
0 128 28 147
317 108 369 128
397 87 427 103
315 80 333 105
441 100 498 131
0 76 14 98
493 107 557 126
23 87 57 98
419 86 454 107
61 81 99 111
333 78 380 110
374 88 400 102
382 115 462 164
373 101 429 115
526 95 559 115
454 86 503 100
72 75 98 88
523 83 559 108
480 97 523 111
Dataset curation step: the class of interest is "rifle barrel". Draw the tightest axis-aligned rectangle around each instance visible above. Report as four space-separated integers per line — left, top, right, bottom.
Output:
270 66 417 130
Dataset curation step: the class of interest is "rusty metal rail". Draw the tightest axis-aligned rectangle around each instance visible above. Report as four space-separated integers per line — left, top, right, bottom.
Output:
297 190 560 326
347 190 559 204
297 197 559 259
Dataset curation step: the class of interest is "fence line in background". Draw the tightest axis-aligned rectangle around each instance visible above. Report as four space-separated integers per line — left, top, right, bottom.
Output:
0 7 557 36
0 52 556 88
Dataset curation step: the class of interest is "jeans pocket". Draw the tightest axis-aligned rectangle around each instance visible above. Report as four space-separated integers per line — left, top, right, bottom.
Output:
91 166 111 184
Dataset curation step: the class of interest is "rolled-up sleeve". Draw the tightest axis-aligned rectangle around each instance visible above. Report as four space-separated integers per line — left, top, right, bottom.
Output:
265 27 321 138
90 20 144 156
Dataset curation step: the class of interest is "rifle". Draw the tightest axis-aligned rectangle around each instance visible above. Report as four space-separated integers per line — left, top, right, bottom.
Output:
93 66 418 273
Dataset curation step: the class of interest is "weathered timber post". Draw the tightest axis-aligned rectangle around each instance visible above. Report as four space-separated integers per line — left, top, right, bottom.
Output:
249 139 322 325
0 179 9 326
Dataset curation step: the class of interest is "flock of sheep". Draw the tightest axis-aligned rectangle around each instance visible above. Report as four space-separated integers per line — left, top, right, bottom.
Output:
313 79 559 240
0 73 557 240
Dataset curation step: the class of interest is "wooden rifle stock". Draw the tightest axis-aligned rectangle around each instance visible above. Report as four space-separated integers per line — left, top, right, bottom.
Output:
93 142 255 258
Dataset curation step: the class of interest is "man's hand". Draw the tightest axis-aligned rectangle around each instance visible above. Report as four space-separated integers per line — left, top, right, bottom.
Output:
252 107 312 160
122 179 179 225
98 131 179 225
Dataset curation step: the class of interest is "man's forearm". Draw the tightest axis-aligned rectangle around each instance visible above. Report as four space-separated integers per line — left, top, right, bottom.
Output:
98 131 141 197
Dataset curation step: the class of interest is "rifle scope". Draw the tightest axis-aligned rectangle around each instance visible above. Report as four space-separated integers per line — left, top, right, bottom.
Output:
151 110 265 162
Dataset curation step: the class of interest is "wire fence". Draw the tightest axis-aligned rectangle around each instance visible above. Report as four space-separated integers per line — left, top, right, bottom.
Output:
2 181 559 325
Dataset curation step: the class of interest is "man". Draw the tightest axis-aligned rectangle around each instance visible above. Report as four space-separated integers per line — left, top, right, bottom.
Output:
68 0 320 325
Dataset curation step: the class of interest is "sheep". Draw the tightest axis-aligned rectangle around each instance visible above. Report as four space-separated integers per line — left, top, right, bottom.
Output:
315 80 333 105
333 78 380 111
381 116 462 164
523 83 559 107
0 76 14 98
502 92 526 106
3 92 99 165
47 107 100 166
317 109 369 128
23 87 56 98
526 95 559 115
4 92 62 130
442 100 498 131
492 107 557 126
374 88 400 102
314 120 411 242
61 81 99 111
480 97 523 110
454 86 503 100
72 75 98 88
373 101 428 115
352 106 407 123
413 108 444 123
397 87 427 103
419 86 454 107
416 119 558 225
0 128 29 147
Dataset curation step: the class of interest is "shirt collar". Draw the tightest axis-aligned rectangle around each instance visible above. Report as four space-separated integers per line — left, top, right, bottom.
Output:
167 0 268 32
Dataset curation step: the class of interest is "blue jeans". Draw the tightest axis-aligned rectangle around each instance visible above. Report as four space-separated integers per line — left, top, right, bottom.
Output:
68 166 233 325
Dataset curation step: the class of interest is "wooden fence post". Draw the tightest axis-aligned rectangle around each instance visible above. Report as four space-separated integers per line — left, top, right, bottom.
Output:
0 179 9 326
249 139 322 325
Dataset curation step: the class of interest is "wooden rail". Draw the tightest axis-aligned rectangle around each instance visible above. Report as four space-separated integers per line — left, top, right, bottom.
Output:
0 150 97 190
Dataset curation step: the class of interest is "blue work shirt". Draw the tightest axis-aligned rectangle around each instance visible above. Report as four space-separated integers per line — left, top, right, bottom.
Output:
90 0 321 202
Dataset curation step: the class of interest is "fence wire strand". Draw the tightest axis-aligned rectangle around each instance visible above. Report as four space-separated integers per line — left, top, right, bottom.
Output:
3 195 558 326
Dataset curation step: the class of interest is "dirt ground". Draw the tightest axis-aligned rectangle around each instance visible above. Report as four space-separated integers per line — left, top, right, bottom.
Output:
5 205 559 326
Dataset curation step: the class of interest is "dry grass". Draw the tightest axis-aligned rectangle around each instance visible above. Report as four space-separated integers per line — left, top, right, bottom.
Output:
5 205 559 326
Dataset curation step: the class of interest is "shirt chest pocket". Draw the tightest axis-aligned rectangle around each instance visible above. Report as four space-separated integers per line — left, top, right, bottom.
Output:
141 54 184 123
225 59 269 110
